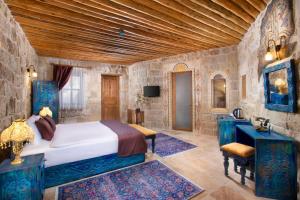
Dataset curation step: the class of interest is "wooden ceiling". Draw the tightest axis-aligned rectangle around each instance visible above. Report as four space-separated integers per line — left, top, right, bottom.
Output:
6 0 269 64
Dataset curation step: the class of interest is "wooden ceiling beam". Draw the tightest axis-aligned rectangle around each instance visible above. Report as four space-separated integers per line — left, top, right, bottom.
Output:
4 0 268 64
35 49 137 64
143 0 243 38
189 0 250 28
31 40 157 61
31 0 227 47
73 0 224 47
7 0 214 49
210 0 255 23
41 0 221 48
174 0 247 32
16 17 189 54
13 11 195 52
24 28 181 57
44 0 229 46
245 0 266 11
9 6 208 51
230 0 260 18
111 0 238 44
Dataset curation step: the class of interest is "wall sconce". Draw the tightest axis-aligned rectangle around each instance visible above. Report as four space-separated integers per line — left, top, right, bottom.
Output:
265 36 286 61
27 65 37 78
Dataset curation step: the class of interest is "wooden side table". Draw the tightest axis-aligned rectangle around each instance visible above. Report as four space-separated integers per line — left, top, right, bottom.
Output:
0 153 45 200
128 109 144 125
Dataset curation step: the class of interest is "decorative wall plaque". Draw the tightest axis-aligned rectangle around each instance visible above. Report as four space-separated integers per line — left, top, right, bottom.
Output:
258 0 295 80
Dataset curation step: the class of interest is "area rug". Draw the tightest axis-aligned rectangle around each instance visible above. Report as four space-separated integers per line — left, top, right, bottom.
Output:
58 160 203 200
148 133 197 157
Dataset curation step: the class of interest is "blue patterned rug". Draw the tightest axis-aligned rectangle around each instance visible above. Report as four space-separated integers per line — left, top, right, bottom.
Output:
58 160 203 200
148 133 197 157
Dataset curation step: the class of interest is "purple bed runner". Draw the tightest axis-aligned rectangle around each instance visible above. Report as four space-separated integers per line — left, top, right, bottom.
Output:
101 120 147 157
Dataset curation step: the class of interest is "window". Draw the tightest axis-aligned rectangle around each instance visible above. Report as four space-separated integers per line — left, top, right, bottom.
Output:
60 68 84 110
212 74 226 108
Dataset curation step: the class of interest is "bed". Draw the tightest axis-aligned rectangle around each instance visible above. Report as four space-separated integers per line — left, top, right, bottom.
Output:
22 120 146 188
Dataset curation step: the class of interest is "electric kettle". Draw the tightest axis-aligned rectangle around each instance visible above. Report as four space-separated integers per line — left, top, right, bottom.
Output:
233 108 244 119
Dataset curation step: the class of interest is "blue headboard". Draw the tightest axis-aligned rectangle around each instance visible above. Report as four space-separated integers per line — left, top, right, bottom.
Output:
32 80 59 123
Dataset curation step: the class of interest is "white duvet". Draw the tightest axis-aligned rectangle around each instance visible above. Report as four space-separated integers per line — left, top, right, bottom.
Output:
51 121 117 148
22 121 119 167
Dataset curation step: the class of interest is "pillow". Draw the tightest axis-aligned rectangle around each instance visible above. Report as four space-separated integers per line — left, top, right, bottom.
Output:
43 116 56 132
26 115 41 144
35 118 55 141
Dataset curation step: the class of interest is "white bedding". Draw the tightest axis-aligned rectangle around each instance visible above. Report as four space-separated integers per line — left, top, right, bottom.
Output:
21 121 118 167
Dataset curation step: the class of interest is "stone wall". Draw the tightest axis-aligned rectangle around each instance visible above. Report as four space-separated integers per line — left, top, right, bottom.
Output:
128 46 239 135
237 0 300 188
0 0 38 132
238 0 300 141
38 57 128 123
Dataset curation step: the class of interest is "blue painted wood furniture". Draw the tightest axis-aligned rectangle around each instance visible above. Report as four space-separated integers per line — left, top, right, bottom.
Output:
217 115 250 146
32 80 59 123
45 153 145 188
236 125 297 200
0 154 45 200
263 59 297 113
221 143 255 185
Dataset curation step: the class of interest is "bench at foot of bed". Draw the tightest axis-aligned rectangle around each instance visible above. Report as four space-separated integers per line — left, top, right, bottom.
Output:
45 153 145 188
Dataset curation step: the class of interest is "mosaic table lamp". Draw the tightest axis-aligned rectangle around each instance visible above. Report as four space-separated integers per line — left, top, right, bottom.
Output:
0 119 34 165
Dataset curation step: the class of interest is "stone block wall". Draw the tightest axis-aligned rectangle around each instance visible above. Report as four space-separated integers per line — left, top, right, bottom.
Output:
0 0 38 132
38 57 128 123
128 46 239 135
238 0 300 141
237 0 300 188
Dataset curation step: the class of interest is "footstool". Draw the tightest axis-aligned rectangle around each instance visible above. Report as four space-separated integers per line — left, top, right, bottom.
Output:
129 124 157 153
221 142 255 185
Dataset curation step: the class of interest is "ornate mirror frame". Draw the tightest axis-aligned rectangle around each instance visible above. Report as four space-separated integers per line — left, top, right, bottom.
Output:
263 59 297 113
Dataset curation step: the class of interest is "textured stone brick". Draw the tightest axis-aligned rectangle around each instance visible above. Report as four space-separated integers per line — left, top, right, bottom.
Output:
128 46 239 135
0 0 38 131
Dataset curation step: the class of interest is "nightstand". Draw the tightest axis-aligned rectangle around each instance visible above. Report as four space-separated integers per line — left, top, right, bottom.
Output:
0 153 45 200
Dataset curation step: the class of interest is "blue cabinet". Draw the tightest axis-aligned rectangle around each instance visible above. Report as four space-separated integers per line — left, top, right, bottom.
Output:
236 125 297 200
217 115 250 146
0 154 45 200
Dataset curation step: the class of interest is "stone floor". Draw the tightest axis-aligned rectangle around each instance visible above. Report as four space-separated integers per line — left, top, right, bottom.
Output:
44 130 270 200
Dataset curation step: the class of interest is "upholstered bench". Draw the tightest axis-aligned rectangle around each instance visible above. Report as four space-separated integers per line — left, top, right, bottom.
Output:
221 142 255 185
129 124 157 153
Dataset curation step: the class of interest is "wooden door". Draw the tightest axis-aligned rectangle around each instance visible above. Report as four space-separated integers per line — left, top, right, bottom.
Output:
172 71 193 131
101 75 120 120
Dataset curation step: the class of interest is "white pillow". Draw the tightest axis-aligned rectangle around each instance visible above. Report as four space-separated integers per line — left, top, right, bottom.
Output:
26 115 42 145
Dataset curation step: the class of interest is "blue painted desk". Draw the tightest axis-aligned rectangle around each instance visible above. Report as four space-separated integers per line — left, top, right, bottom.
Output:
217 115 250 146
0 154 45 200
236 125 297 200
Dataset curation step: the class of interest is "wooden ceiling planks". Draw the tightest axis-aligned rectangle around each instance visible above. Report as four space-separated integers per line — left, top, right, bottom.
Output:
5 0 268 64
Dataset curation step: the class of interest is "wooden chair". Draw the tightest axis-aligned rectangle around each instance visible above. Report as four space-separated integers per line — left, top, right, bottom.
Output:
221 142 255 185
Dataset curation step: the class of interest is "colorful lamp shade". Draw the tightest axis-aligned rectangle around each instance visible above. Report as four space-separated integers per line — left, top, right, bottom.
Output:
39 106 53 117
0 119 35 165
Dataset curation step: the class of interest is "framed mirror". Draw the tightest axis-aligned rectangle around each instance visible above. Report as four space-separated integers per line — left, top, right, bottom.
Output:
263 59 297 112
212 74 226 109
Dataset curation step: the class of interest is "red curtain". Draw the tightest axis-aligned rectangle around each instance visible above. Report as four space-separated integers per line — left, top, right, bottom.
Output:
53 65 73 90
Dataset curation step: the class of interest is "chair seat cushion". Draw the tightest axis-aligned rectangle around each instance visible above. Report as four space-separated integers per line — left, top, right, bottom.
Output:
221 143 255 158
129 124 157 136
